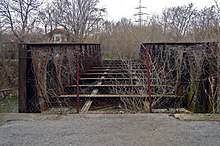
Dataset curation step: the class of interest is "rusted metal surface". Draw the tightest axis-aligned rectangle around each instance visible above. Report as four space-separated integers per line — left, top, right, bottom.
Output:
145 46 152 113
76 47 80 113
26 48 40 113
59 94 184 98
19 42 218 113
141 42 219 113
65 84 173 87
19 43 101 113
19 44 27 113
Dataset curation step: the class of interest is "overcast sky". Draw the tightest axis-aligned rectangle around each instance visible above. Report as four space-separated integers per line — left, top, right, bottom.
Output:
99 0 216 21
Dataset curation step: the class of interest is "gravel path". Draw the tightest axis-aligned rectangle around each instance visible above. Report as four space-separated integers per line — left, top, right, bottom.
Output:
0 114 220 146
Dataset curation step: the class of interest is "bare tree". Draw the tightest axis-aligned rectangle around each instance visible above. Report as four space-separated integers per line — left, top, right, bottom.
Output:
162 3 196 41
47 0 106 42
191 6 220 41
0 0 43 42
38 3 56 34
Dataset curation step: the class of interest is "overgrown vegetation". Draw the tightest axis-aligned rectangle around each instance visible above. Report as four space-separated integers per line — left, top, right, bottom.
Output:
0 0 220 113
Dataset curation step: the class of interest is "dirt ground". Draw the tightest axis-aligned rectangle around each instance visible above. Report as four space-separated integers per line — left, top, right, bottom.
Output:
0 113 220 146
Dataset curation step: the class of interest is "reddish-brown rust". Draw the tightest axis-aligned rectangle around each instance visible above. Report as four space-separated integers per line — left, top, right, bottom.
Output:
19 43 101 113
18 42 218 113
145 46 152 113
19 44 27 113
76 47 80 113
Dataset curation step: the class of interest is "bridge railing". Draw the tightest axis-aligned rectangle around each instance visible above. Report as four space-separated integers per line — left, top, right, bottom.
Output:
19 43 101 113
140 42 219 113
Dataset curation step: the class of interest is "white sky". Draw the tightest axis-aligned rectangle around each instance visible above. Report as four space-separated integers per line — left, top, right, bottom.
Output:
99 0 216 21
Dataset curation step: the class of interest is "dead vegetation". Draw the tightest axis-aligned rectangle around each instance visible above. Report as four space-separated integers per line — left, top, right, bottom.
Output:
0 0 220 113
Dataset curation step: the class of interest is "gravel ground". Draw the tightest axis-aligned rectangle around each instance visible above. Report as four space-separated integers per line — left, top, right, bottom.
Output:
0 114 220 146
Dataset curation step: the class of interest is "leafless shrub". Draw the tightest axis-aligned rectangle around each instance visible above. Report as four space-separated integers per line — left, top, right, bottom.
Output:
108 43 219 113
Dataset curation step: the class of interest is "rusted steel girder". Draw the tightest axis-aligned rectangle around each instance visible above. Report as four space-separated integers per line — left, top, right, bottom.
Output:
76 46 80 113
19 43 101 113
145 46 152 113
140 42 219 113
19 44 27 113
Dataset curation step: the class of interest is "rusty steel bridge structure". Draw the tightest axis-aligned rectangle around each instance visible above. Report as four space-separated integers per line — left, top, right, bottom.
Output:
19 42 219 113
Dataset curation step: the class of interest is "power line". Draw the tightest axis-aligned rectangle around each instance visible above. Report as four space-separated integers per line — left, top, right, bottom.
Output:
134 0 147 26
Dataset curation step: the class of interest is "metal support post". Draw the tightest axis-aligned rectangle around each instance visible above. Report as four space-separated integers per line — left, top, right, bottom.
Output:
146 46 152 113
76 47 80 113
